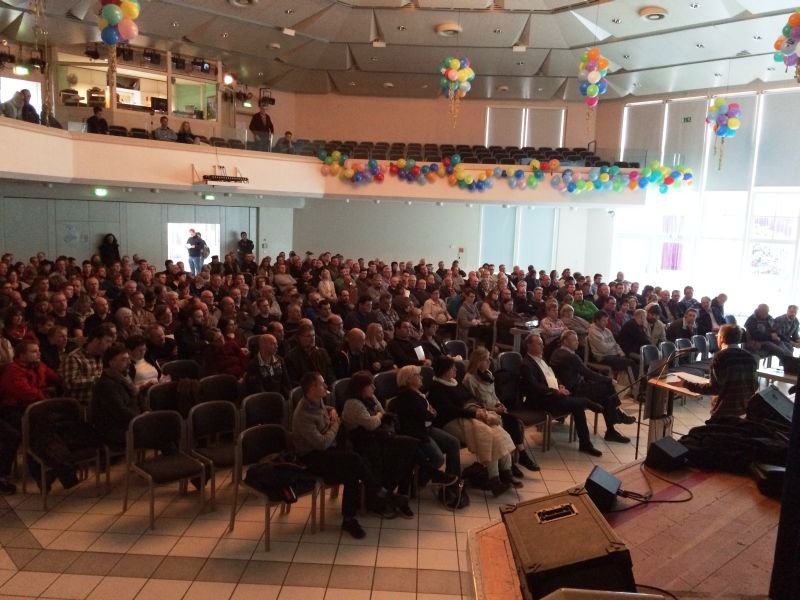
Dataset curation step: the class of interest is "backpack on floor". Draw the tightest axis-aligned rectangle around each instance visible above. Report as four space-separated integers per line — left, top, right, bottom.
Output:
438 478 469 510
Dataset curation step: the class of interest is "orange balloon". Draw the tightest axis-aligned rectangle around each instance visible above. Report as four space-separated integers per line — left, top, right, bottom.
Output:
485 169 493 177
549 159 560 170
789 13 800 27
775 36 786 51
587 47 600 61
448 174 457 185
598 57 609 70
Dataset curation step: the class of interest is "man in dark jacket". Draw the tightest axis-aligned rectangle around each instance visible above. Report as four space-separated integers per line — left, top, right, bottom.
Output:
387 321 428 368
618 309 652 359
236 232 254 264
333 329 369 379
744 304 793 363
550 330 633 444
285 324 335 386
91 344 139 448
519 334 602 456
175 308 208 363
243 334 291 399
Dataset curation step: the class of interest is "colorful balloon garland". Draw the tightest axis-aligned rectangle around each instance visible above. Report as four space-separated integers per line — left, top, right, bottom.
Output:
578 47 609 108
317 151 692 196
706 97 742 169
438 57 475 127
98 0 141 46
773 8 800 70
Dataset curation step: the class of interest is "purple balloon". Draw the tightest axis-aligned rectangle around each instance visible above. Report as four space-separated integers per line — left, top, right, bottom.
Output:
787 52 799 66
792 27 800 38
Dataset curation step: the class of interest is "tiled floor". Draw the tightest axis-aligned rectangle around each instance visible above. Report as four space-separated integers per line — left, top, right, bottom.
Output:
0 395 715 600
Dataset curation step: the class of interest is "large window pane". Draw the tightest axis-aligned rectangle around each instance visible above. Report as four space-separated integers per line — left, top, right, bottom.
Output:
701 191 748 238
173 77 218 121
621 102 664 165
755 90 800 186
704 93 756 191
751 193 800 241
486 107 524 147
480 205 515 266
663 99 706 170
517 207 555 268
524 108 563 148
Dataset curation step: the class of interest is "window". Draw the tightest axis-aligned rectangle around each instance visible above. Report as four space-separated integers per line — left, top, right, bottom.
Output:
524 108 564 148
701 191 748 239
751 193 800 242
485 107 524 147
0 77 41 113
172 77 218 121
755 89 800 187
621 102 664 164
662 99 707 171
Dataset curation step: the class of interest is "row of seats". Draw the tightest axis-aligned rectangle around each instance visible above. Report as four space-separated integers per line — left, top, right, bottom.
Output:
106 126 249 149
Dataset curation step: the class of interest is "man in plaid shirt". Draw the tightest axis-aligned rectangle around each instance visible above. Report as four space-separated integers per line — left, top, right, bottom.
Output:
676 324 757 419
59 324 116 407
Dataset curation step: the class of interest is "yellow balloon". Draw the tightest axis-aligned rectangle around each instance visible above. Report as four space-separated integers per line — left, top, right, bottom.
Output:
98 17 108 29
727 117 741 130
449 59 460 70
530 159 540 170
457 69 469 82
330 164 340 175
585 181 594 191
397 158 406 168
478 172 486 181
120 1 140 19
599 173 609 182
464 174 474 184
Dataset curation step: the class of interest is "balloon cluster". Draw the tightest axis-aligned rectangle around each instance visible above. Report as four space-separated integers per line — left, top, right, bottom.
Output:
439 57 475 99
773 9 800 68
318 150 388 184
578 47 609 108
550 161 693 196
317 153 691 196
706 97 742 139
98 0 141 46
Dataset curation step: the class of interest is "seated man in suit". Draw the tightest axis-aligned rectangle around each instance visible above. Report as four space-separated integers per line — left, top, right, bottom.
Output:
519 333 603 456
550 330 634 444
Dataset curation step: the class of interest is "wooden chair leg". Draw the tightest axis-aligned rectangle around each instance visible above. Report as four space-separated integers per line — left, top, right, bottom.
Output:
228 481 239 532
310 487 318 534
122 468 130 513
264 501 271 552
148 480 155 529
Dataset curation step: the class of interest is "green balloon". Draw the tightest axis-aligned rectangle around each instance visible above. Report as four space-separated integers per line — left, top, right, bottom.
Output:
586 84 599 97
101 3 123 26
783 24 792 36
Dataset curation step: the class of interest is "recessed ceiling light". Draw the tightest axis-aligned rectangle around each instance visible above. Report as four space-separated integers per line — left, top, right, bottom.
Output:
493 27 502 34
632 82 641 87
421 84 429 89
221 32 229 38
696 43 704 48
284 8 294 14
370 56 378 61
397 25 406 31
349 81 356 86
435 23 463 37
497 85 509 92
383 82 394 88
228 0 258 6
639 6 668 20
516 61 525 66
268 42 281 50
171 21 179 28
689 2 699 8
767 66 775 71
258 71 263 76
623 54 630 59
611 18 621 24
753 35 762 40
714 72 722 77
537 87 543 92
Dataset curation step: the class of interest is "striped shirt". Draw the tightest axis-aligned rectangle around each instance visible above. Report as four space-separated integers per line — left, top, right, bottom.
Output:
684 347 757 418
60 347 103 406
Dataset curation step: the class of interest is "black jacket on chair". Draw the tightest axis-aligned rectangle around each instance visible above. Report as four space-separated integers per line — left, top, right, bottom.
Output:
393 387 433 441
549 347 611 393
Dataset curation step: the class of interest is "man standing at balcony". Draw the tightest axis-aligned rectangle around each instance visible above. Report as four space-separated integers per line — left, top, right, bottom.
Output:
248 102 274 152
86 106 109 135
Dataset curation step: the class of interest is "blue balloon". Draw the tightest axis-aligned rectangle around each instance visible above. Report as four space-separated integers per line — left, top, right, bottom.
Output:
638 178 649 189
579 81 590 95
515 169 524 179
659 184 669 194
318 150 328 161
430 163 439 172
446 165 454 175
508 178 517 188
421 165 430 175
493 167 503 178
485 178 493 188
588 167 600 181
726 129 737 138
562 169 574 179
550 175 561 188
567 182 577 193
101 25 121 46
451 154 461 165
597 79 608 95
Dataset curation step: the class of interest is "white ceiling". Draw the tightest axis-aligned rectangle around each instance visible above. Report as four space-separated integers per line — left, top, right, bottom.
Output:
0 0 797 99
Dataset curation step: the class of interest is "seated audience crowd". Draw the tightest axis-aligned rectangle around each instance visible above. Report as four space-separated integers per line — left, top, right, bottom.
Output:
0 245 796 536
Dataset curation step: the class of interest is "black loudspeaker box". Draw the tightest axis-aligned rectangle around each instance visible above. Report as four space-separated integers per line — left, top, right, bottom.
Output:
747 385 793 426
645 437 689 472
584 465 620 512
501 488 637 600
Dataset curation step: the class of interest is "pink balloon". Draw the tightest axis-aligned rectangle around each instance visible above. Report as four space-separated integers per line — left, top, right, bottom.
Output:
117 18 138 40
320 165 330 175
447 69 458 81
585 96 599 107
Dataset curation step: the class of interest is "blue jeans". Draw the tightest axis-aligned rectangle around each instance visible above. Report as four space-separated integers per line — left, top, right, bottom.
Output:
188 256 203 275
426 426 461 476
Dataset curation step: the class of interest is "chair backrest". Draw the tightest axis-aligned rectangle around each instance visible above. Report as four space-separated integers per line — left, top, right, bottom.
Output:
247 335 261 354
639 344 660 378
443 339 468 359
161 359 201 380
130 410 183 450
332 378 351 414
706 331 718 354
725 315 737 325
373 370 399 404
242 392 289 429
199 374 239 403
189 400 238 445
674 338 692 351
659 341 676 359
498 351 522 376
290 386 304 409
692 335 708 360
239 424 288 467
24 398 84 444
420 365 434 392
146 381 179 411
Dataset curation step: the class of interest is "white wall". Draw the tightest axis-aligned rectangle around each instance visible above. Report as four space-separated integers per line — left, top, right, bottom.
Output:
293 197 481 266
0 196 260 263
553 207 615 276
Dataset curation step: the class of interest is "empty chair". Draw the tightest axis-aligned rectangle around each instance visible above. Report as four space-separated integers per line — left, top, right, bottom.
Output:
373 370 399 405
146 380 180 412
706 332 719 355
108 125 128 137
22 398 104 509
188 400 238 507
229 424 319 550
290 386 304 409
659 341 677 368
198 374 240 405
407 153 423 161
129 128 149 139
161 360 201 380
639 344 661 379
242 392 291 429
228 139 245 149
692 335 709 360
123 410 206 529
353 150 369 159
500 158 516 165
209 136 226 146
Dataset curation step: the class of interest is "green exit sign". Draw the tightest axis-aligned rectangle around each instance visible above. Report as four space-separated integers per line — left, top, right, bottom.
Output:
682 116 692 123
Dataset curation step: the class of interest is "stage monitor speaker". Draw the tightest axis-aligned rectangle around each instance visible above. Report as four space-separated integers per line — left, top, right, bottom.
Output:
747 385 793 426
584 466 621 512
501 489 637 600
645 437 688 472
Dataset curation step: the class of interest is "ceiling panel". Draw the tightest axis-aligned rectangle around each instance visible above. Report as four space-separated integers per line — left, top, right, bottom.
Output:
270 68 332 93
376 8 530 46
160 0 331 29
296 4 375 43
468 75 565 100
328 70 441 97
279 41 352 70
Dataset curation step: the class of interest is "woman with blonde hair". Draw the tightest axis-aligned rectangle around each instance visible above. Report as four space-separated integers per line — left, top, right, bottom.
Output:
462 347 539 473
317 269 337 302
364 322 394 373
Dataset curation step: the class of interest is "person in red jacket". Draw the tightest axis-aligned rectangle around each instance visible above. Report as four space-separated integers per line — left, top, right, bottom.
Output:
0 339 61 494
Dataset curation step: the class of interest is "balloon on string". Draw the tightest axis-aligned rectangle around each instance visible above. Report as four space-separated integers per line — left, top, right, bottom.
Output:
577 46 610 108
101 25 121 45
